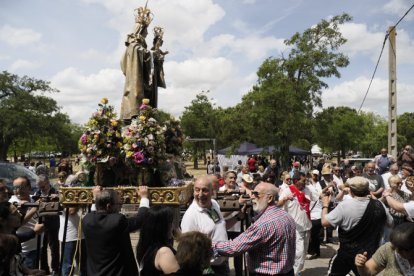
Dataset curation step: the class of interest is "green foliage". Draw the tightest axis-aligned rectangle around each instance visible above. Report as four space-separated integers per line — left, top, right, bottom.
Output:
0 71 74 160
314 107 364 157
398 113 414 148
357 112 387 156
230 13 352 167
180 91 217 168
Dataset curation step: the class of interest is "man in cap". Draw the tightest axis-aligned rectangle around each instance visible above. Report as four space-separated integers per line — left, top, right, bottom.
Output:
289 161 301 179
306 169 324 259
322 176 392 276
240 174 254 195
320 164 337 244
236 165 250 185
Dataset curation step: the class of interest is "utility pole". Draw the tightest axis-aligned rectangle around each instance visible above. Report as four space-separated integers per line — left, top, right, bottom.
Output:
388 26 397 158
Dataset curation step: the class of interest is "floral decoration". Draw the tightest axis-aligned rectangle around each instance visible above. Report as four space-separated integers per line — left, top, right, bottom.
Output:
121 99 166 171
78 98 123 163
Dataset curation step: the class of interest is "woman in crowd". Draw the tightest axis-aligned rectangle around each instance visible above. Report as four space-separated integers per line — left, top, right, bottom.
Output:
219 171 243 276
355 222 414 275
136 205 179 275
386 175 411 226
54 171 68 190
168 231 213 276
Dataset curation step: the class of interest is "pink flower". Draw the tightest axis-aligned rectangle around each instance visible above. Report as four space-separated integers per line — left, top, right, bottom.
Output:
140 104 149 110
81 134 88 145
133 151 145 164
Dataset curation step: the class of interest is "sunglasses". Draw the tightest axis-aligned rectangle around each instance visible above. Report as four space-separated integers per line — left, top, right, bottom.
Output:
251 191 270 198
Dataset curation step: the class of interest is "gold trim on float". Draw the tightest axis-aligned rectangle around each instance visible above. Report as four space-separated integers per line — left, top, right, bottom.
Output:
59 183 194 206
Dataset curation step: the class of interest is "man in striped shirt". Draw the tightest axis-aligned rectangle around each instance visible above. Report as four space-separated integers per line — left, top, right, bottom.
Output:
213 182 296 276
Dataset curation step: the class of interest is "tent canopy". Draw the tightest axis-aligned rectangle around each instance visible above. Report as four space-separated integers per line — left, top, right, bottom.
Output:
218 142 310 156
217 142 258 155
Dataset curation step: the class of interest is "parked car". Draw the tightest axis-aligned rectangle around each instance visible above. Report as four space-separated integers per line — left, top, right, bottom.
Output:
347 158 374 168
0 162 38 194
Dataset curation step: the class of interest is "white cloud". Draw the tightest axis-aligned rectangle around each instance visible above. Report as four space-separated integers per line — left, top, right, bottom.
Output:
395 29 414 65
9 59 40 72
340 23 385 57
50 67 124 124
322 76 414 117
339 22 414 66
383 0 414 21
197 34 286 61
165 57 235 89
82 0 225 52
0 25 42 47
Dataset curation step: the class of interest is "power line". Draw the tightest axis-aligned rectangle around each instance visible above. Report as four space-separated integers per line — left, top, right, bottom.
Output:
357 34 387 112
357 3 414 112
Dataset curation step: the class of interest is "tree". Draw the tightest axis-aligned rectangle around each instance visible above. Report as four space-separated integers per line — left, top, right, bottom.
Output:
0 71 72 160
358 112 388 157
398 112 414 148
237 13 351 168
180 92 216 168
313 106 364 160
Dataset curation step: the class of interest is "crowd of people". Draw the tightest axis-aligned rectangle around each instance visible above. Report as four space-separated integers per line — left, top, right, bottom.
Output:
1 145 414 275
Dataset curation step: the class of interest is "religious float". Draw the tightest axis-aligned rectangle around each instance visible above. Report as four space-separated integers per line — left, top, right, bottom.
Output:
59 3 193 207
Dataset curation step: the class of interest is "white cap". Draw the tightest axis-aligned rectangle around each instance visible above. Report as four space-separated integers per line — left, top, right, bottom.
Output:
311 169 320 175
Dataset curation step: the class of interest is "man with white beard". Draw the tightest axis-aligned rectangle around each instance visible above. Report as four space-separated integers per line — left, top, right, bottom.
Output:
213 182 296 276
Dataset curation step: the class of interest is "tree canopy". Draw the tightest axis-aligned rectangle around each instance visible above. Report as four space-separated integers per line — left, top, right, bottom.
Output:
0 71 75 161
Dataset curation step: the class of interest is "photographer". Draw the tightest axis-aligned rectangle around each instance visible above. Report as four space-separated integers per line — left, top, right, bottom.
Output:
397 145 414 169
34 174 60 275
9 176 44 269
219 171 243 276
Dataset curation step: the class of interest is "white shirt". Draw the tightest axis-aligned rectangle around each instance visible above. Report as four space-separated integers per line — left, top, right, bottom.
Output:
306 182 323 220
9 195 43 252
59 209 84 242
333 174 343 187
404 201 414 222
279 183 312 232
181 199 228 265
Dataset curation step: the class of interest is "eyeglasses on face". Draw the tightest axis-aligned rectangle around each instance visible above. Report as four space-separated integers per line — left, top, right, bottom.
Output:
251 191 270 198
13 185 24 190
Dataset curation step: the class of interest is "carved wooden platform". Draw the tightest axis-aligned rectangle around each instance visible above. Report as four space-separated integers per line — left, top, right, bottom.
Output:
59 183 194 206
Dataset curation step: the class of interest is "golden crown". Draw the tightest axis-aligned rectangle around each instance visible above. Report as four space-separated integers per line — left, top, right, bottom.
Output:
153 26 164 39
134 6 153 26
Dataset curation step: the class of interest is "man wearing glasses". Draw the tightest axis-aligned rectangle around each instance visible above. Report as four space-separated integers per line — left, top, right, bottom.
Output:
213 182 296 276
9 176 43 269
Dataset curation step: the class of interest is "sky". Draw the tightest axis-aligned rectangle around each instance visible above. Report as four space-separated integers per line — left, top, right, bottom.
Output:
1 0 413 125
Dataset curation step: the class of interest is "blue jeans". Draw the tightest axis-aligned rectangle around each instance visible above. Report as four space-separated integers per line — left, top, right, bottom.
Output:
22 250 38 269
61 240 87 276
